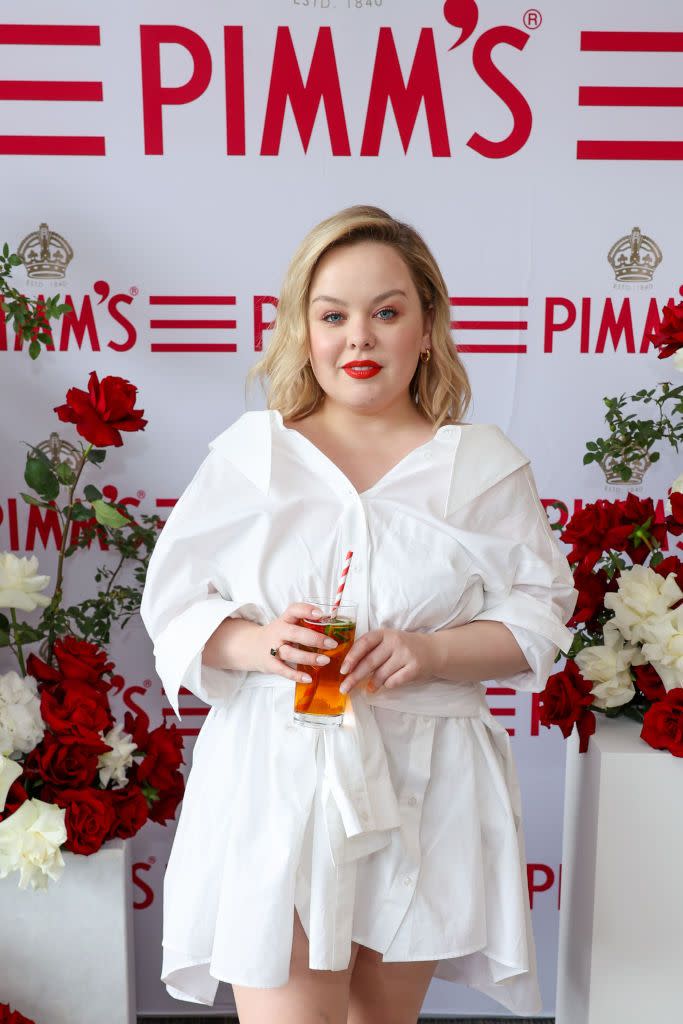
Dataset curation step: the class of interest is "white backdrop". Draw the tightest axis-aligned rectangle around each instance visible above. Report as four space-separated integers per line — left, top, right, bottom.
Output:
1 1 682 1015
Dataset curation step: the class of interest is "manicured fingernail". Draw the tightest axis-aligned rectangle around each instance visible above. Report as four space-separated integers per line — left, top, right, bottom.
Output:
340 663 349 674
311 608 322 617
339 682 349 693
301 674 312 682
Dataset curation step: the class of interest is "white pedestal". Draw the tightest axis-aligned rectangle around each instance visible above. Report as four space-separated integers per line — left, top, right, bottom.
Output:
556 716 683 1024
0 838 136 1024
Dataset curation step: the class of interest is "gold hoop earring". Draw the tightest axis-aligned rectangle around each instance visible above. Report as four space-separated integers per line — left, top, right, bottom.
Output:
420 349 431 364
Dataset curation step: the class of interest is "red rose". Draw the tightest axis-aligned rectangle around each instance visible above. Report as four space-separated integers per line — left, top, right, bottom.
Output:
52 636 115 686
148 770 185 825
0 1003 37 1024
640 687 683 757
539 660 597 752
107 784 149 840
22 731 101 788
646 298 683 361
54 787 116 854
568 563 618 630
666 491 683 538
610 494 667 565
25 650 63 686
560 499 622 573
123 709 150 750
137 722 184 791
0 779 28 822
40 677 113 748
53 370 147 448
633 662 667 703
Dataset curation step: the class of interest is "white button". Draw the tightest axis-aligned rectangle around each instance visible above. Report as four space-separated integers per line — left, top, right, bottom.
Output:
403 876 414 887
406 795 417 807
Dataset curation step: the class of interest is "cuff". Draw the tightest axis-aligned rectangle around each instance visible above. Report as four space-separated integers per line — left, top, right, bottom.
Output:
153 595 267 719
495 622 566 693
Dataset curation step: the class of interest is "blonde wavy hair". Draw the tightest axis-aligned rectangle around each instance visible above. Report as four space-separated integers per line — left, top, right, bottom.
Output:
246 205 472 428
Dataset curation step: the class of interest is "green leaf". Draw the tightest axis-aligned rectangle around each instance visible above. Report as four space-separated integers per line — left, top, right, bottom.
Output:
25 454 60 500
92 499 130 528
86 448 106 465
9 253 22 266
2 242 8 258
69 501 93 521
20 491 51 507
83 484 102 502
55 461 76 485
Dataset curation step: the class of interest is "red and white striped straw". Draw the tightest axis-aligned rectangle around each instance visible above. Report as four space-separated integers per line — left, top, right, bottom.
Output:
331 550 353 617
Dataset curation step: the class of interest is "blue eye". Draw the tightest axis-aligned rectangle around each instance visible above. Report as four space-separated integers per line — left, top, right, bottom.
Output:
322 307 397 324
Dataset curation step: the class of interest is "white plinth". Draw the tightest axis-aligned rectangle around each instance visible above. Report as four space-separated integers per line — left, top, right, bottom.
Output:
556 715 683 1024
0 838 136 1024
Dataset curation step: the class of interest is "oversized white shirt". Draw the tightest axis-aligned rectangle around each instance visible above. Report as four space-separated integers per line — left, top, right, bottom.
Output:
139 408 578 1014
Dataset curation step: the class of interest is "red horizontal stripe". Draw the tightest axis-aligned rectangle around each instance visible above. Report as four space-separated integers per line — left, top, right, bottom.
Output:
149 319 236 329
452 296 529 306
489 707 516 717
0 80 102 100
0 24 100 45
150 295 235 305
150 343 238 353
579 86 683 107
577 140 683 160
455 343 528 353
486 687 517 696
453 319 528 330
581 30 683 52
0 134 104 154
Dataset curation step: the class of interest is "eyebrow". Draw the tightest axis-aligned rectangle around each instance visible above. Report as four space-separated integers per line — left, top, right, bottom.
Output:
310 288 408 306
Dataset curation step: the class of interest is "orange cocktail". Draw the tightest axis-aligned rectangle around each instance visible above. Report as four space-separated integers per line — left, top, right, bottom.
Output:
292 602 356 727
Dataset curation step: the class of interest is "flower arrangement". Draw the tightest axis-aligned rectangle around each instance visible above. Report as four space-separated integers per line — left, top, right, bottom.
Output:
0 370 185 889
539 297 683 757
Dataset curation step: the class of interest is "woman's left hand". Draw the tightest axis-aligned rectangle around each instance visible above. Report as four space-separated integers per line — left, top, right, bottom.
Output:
339 627 437 694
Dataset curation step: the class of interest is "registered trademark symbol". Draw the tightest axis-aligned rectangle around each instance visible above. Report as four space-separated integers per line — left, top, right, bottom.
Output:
148 856 156 865
129 286 139 296
143 679 152 689
523 8 542 28
137 489 145 499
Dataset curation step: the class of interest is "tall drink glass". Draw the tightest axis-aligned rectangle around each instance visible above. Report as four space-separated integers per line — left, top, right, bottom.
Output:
292 600 357 727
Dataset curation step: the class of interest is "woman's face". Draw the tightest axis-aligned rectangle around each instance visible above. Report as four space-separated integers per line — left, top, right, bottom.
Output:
306 240 433 417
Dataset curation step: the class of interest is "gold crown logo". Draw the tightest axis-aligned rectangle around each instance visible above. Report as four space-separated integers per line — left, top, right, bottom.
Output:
607 226 662 282
18 222 74 279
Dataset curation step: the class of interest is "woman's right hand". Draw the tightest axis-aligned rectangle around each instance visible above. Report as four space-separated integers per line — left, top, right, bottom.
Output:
252 602 339 682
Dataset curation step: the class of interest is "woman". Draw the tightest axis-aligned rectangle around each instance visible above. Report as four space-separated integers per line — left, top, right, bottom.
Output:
139 205 578 1023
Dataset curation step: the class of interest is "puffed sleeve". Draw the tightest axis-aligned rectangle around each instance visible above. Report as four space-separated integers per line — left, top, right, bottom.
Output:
450 458 578 693
139 448 268 719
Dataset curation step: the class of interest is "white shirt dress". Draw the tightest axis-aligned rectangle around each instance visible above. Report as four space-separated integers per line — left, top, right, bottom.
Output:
139 408 578 1015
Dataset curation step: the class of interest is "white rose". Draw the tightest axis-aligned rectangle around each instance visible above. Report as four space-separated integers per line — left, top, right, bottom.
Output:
603 564 683 645
638 604 683 692
575 620 646 709
0 552 51 611
0 671 45 757
664 471 683 517
97 723 137 789
0 754 23 813
0 798 67 890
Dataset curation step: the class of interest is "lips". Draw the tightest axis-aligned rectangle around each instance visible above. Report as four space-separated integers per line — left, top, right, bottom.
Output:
343 363 382 378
